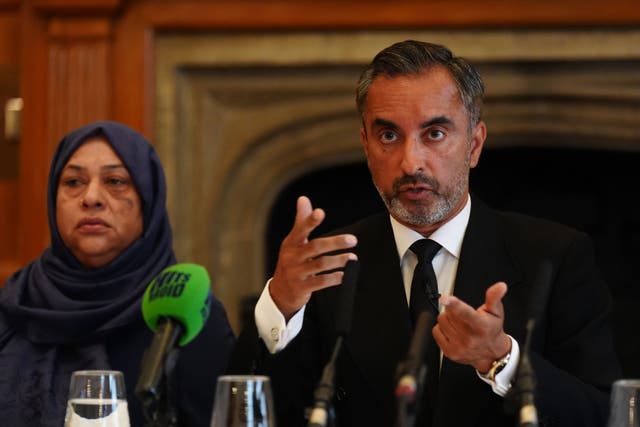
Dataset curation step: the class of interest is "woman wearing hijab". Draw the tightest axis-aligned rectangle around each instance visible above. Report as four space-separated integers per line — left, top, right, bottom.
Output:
0 121 236 426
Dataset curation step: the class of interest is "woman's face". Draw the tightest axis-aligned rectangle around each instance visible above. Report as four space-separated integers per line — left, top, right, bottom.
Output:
56 136 143 268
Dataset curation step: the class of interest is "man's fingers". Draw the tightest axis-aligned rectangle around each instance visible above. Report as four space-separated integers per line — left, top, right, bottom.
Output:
432 323 448 347
482 282 508 317
304 252 358 278
440 295 476 322
271 196 359 320
296 195 313 220
437 282 510 369
302 270 348 293
301 234 357 260
287 196 325 245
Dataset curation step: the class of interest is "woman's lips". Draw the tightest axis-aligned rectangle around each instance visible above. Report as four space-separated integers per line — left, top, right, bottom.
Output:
77 218 109 232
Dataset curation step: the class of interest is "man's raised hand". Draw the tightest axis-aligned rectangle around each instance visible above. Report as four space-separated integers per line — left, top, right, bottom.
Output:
270 196 358 321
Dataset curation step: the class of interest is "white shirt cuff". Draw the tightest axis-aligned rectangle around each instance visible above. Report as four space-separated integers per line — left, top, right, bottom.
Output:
476 335 520 396
254 279 306 354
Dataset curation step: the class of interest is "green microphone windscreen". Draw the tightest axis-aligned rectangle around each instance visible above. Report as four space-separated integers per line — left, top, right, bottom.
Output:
141 263 212 346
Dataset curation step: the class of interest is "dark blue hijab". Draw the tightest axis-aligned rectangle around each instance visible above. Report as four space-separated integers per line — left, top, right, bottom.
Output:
0 121 176 424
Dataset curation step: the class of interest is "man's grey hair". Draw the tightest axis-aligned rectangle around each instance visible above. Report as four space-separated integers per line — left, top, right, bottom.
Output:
356 40 484 130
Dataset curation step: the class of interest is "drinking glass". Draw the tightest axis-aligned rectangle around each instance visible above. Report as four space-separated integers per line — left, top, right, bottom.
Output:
210 375 276 427
608 379 640 427
64 370 130 427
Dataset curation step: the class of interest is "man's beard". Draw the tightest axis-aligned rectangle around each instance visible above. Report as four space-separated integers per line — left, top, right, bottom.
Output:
374 167 469 227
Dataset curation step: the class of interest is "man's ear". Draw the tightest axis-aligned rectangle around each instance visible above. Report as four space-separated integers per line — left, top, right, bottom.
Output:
360 127 369 157
469 120 486 168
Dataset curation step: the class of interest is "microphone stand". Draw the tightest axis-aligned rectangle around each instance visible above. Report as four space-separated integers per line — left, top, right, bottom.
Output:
394 311 434 427
307 260 360 427
307 336 343 427
510 260 552 427
395 364 426 427
137 317 182 427
515 318 538 427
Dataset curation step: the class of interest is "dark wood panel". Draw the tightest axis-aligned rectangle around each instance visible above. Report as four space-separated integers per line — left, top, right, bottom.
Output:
0 179 17 259
0 179 19 286
32 0 120 13
18 2 50 263
131 0 640 29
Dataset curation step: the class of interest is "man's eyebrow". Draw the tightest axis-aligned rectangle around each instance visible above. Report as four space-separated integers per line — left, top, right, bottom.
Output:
372 118 399 130
420 116 454 128
371 116 455 130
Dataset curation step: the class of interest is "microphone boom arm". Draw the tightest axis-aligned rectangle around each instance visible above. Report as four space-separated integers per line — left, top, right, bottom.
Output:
307 336 343 427
307 260 360 427
395 311 435 427
136 316 182 427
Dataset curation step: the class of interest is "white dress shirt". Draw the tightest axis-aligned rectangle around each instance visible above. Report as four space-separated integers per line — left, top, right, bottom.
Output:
254 194 518 396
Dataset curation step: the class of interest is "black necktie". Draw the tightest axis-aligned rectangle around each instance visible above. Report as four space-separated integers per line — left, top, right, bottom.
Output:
409 239 442 325
408 238 442 426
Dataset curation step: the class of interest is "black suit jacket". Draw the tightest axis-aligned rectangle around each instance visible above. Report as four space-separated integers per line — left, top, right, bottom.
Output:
230 196 621 427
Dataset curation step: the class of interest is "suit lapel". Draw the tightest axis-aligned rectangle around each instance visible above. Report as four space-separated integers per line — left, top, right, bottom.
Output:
346 214 412 405
435 197 523 425
452 197 521 307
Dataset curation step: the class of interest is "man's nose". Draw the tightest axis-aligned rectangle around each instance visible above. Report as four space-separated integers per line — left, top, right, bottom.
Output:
400 137 425 175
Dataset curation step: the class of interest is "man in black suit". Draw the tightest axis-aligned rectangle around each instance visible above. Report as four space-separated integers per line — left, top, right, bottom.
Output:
230 40 621 426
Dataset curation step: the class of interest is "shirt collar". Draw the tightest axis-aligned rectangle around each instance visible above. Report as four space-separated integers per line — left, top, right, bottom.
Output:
390 194 471 261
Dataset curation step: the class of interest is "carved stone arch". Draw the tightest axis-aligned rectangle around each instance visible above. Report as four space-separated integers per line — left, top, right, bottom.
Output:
210 113 363 323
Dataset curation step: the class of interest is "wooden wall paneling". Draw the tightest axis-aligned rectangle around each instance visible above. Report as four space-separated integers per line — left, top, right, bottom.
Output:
119 0 640 31
112 5 154 137
18 2 57 264
0 6 19 66
0 0 20 286
47 17 113 147
0 179 19 284
0 180 18 259
30 0 120 13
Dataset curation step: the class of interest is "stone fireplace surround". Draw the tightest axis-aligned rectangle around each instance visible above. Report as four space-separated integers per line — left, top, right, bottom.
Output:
154 30 640 345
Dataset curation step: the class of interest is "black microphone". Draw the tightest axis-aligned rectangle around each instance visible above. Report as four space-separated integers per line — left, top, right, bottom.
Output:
135 263 213 426
395 310 437 427
307 260 360 427
518 318 538 427
515 260 553 427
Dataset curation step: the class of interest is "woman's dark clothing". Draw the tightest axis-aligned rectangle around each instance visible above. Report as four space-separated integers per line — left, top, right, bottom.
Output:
0 121 235 426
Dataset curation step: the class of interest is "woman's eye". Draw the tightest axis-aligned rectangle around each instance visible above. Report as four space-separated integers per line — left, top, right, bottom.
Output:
105 176 131 187
63 178 83 187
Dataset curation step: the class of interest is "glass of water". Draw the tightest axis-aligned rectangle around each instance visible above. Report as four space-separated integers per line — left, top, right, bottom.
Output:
64 370 130 427
608 379 640 427
211 375 276 427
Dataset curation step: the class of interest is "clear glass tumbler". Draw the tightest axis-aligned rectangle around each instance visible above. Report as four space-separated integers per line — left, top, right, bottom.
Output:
210 375 276 427
64 370 130 427
608 379 640 427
